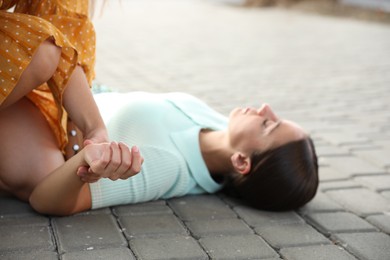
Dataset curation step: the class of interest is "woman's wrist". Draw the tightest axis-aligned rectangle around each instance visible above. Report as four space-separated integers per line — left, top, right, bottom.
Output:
84 125 109 145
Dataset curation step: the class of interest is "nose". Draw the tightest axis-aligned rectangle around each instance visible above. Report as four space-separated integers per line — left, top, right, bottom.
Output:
257 104 279 121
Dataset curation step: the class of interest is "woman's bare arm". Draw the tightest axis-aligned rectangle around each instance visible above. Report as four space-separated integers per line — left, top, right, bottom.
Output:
29 143 143 216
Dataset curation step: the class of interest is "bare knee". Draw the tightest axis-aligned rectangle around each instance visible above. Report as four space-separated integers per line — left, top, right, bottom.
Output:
31 39 62 85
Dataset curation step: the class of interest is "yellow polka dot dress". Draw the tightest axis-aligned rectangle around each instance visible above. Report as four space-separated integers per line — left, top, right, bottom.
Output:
0 0 96 152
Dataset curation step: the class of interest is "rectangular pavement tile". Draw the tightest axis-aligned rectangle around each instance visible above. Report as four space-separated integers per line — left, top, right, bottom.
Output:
315 144 350 157
318 166 350 182
74 208 112 216
234 206 304 227
0 196 37 217
316 131 369 146
321 156 386 177
52 214 127 253
0 215 49 227
299 192 345 215
254 223 331 249
130 235 208 260
319 180 362 192
326 188 390 217
0 225 55 252
332 232 390 260
280 244 357 260
167 195 236 221
354 148 390 168
185 218 253 239
0 251 58 260
366 214 390 234
62 247 135 260
353 174 390 192
113 200 172 216
118 214 187 239
306 212 377 235
381 191 390 200
199 234 278 260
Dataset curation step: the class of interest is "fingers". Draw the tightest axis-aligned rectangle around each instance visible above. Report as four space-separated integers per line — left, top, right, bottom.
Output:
88 143 111 176
83 142 143 182
120 145 142 179
110 143 143 181
77 166 101 183
104 142 122 179
108 142 130 180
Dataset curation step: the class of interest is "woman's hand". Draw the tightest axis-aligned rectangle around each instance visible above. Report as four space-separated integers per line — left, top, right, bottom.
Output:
77 142 143 183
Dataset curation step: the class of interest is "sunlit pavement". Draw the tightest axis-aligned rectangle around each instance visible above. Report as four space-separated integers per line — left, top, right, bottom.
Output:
1 0 390 259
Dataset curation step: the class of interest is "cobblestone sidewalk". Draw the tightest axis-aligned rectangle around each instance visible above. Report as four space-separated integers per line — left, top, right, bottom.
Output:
1 0 390 259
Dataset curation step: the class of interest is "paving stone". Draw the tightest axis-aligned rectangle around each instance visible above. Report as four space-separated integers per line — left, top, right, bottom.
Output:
52 214 127 253
130 235 208 260
299 192 344 215
321 156 385 177
0 225 55 252
306 212 377 235
342 143 381 152
199 234 278 259
118 214 187 238
318 166 350 182
366 214 390 234
332 232 390 260
280 244 357 260
315 144 350 157
353 174 390 191
234 206 304 227
0 196 37 217
74 208 112 215
0 251 58 260
185 218 253 238
113 200 172 216
254 223 331 249
326 188 390 216
62 248 135 260
167 195 236 221
354 148 390 168
319 180 362 192
381 191 390 200
316 131 369 146
217 193 245 208
0 215 49 226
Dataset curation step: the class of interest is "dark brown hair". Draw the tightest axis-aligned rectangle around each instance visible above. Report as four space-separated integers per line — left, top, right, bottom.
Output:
224 137 318 211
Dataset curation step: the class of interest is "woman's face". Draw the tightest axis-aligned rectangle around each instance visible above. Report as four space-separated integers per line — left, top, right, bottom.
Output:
228 104 307 154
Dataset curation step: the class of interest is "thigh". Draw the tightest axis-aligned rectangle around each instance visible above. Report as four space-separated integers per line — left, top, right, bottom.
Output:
0 98 65 201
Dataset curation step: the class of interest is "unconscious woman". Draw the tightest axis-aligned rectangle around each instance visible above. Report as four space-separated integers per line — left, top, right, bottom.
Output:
28 91 319 216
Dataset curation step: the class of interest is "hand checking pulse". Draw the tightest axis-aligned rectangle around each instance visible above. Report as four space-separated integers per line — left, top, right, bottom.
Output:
77 142 143 183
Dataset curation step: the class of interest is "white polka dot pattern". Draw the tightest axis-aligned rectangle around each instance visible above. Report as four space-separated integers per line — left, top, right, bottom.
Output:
0 0 96 151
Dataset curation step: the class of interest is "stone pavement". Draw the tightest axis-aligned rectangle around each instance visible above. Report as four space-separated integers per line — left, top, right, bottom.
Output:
1 0 390 259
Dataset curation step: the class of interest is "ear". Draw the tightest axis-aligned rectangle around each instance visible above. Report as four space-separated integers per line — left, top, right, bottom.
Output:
231 152 251 175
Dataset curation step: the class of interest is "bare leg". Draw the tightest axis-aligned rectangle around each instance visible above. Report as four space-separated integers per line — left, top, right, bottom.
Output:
0 98 65 201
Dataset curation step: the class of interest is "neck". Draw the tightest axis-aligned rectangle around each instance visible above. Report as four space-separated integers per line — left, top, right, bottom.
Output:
199 130 234 180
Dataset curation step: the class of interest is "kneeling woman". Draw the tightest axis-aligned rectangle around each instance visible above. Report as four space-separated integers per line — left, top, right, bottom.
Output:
29 92 319 216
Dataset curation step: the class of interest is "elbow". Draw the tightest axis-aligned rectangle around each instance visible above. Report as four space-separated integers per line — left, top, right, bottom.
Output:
29 193 73 217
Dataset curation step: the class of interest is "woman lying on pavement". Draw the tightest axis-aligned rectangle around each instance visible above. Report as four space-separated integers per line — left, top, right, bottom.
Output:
29 91 319 216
